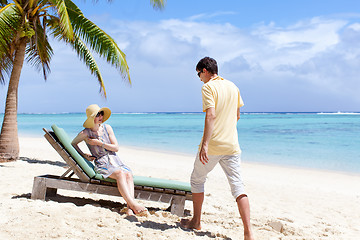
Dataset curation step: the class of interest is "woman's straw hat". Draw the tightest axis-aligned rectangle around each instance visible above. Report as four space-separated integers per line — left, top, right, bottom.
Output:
83 104 111 128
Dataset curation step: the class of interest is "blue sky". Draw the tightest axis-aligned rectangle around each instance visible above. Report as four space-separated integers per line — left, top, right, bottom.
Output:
1 0 360 113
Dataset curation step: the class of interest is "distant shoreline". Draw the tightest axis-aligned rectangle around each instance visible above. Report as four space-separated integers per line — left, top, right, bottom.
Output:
2 111 360 115
18 135 360 176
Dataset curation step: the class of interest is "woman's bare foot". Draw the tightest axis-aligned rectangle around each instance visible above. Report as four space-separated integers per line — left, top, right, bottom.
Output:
129 203 148 216
180 218 201 230
126 206 134 216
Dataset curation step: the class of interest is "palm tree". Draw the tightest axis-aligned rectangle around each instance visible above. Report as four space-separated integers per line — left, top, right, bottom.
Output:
0 0 166 162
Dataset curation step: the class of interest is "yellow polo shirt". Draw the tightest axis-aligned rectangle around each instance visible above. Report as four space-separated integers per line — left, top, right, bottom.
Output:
201 76 244 155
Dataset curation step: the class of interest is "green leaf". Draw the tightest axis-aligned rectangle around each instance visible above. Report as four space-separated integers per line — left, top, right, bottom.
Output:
151 0 166 10
65 4 130 84
70 35 107 97
0 3 22 83
48 0 74 40
26 20 53 80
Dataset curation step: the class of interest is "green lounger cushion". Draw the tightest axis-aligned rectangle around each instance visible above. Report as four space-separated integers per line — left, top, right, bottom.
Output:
94 175 191 192
52 124 98 179
51 124 191 192
133 176 191 192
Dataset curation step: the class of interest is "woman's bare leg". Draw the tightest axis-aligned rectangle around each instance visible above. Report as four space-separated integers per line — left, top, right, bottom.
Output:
125 172 136 215
110 170 146 214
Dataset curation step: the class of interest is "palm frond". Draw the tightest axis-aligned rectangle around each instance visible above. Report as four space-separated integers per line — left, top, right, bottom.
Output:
48 18 107 96
0 4 17 41
28 0 40 9
151 0 166 10
26 20 52 80
48 0 73 40
0 0 9 8
60 0 83 15
12 0 24 14
46 15 62 39
0 3 22 83
64 2 130 84
0 52 12 84
70 35 107 97
0 2 13 14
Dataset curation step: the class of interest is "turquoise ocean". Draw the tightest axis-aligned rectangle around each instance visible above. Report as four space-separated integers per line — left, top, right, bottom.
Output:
2 112 360 174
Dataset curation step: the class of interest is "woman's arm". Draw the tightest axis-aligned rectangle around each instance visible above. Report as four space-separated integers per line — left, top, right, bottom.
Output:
102 125 120 152
71 131 95 161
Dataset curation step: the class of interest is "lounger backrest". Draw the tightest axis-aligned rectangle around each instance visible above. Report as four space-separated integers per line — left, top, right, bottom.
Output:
51 124 98 179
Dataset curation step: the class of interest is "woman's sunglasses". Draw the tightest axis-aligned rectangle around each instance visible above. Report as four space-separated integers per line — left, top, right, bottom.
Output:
96 111 104 117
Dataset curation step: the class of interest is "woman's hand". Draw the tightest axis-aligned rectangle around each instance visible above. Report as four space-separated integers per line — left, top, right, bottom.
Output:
86 137 103 146
84 153 96 161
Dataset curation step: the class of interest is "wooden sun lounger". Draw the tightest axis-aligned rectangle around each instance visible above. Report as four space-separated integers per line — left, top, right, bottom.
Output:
31 127 192 216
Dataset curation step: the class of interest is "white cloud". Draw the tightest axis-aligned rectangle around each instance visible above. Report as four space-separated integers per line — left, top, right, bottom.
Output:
262 17 345 49
105 16 360 109
250 17 348 70
2 14 360 113
348 22 360 31
187 11 237 21
108 16 352 71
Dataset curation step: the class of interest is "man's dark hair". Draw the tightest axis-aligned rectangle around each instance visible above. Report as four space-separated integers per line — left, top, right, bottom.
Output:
196 57 218 74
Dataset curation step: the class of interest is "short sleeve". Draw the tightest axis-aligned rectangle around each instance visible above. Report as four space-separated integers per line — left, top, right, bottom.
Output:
238 89 244 108
202 84 215 112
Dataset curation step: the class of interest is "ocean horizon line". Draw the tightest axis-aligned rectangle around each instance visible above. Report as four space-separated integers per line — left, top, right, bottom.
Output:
2 111 360 115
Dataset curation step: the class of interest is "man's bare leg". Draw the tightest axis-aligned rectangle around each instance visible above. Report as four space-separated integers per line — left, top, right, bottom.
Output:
180 192 204 230
236 194 254 240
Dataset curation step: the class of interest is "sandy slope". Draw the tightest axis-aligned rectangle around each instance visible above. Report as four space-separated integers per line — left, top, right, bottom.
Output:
1 137 359 239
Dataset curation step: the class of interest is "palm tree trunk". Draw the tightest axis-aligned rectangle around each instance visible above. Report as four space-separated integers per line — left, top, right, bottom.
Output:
0 38 27 162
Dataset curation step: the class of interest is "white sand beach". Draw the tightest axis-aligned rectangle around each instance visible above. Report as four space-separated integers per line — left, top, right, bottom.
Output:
1 136 360 239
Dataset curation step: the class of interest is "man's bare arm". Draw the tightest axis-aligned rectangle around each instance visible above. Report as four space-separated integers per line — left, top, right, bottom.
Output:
199 107 216 164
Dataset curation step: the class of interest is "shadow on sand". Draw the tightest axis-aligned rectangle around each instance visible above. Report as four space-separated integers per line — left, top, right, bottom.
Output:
13 193 229 238
19 157 67 168
14 193 162 217
177 223 232 239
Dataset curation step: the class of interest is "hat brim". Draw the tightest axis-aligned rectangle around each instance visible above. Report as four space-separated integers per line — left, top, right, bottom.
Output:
83 107 111 128
100 107 111 123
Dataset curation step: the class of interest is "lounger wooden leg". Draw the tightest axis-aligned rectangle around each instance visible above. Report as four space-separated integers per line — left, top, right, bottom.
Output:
170 196 186 217
31 176 47 200
46 187 57 197
31 176 58 199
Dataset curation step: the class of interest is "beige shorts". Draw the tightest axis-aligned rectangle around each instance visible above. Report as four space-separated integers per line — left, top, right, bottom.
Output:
190 153 246 199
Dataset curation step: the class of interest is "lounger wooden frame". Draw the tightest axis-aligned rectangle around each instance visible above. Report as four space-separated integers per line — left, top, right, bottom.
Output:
31 129 192 216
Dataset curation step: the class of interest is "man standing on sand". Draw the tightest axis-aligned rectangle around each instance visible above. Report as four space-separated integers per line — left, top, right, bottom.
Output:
180 57 254 240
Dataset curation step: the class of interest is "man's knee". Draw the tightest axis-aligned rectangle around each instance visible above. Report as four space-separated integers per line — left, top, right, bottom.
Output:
190 174 206 193
236 194 248 202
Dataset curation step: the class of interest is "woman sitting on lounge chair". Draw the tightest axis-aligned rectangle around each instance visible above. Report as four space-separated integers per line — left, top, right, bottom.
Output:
72 104 146 216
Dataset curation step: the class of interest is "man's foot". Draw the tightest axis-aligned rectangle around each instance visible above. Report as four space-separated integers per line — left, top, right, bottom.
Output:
244 231 255 240
180 218 201 230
